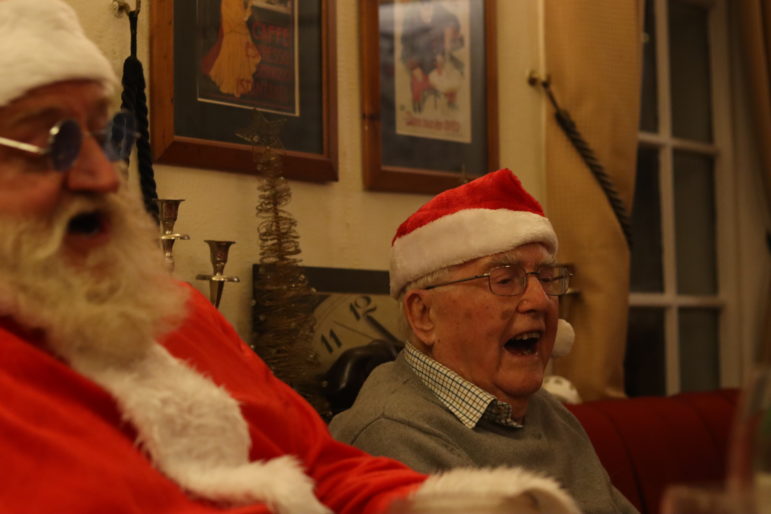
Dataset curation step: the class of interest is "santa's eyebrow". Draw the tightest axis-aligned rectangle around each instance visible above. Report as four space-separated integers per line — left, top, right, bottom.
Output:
5 107 64 131
6 97 111 131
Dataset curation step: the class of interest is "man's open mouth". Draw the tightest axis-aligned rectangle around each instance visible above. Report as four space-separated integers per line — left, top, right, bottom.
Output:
504 331 541 355
67 210 105 236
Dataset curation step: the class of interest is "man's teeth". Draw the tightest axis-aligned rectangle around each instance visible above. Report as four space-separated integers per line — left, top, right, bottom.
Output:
513 331 541 341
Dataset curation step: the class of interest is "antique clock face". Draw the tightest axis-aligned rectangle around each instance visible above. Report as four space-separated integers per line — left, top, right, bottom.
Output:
311 293 404 371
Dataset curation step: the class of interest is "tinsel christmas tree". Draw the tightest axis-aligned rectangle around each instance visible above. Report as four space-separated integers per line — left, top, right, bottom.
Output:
239 111 329 417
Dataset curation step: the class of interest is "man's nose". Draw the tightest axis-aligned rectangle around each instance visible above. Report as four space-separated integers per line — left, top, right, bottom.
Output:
64 135 120 193
516 274 552 312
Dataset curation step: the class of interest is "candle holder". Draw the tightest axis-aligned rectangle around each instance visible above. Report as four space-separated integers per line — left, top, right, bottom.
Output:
156 199 190 273
196 240 240 308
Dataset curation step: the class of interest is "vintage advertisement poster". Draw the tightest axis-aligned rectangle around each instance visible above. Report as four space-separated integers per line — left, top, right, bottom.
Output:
198 0 299 116
394 0 472 143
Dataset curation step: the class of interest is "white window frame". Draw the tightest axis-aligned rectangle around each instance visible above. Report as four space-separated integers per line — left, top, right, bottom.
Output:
630 0 741 394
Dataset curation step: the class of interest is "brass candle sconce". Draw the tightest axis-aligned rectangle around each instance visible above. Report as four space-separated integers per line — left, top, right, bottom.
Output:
156 199 190 273
196 240 240 308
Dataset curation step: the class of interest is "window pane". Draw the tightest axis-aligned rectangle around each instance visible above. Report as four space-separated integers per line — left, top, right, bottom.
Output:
668 0 713 142
679 308 719 391
625 307 666 396
640 0 658 132
630 147 663 292
673 151 717 294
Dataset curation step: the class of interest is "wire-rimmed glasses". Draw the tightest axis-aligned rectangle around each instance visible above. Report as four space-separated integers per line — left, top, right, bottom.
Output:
423 264 573 296
0 110 137 172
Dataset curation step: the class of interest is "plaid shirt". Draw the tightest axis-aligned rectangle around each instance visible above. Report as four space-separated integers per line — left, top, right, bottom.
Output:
403 343 524 429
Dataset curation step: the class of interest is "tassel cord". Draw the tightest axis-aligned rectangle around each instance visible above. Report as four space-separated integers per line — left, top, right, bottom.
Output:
120 9 159 223
540 80 633 249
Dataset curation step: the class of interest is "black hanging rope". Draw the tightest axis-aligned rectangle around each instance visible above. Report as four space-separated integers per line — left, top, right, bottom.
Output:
537 78 633 249
120 8 159 223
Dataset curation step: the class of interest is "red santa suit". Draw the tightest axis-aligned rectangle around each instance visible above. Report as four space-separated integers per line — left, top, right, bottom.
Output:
0 283 580 514
0 1 579 512
0 285 424 514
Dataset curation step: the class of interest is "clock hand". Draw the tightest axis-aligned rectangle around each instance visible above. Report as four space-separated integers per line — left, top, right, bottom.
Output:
333 320 378 340
363 314 401 343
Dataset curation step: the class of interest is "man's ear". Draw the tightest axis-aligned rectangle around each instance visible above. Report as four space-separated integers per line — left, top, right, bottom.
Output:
403 289 436 348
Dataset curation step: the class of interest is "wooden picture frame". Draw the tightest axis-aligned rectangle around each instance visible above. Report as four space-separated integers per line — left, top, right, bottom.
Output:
360 0 498 194
150 0 338 181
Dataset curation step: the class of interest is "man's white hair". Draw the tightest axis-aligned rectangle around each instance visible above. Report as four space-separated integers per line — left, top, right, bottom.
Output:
397 266 453 350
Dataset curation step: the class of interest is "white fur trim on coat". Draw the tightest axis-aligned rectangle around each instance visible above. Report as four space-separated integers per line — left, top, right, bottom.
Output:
71 344 330 514
412 467 581 514
0 0 117 107
390 208 557 297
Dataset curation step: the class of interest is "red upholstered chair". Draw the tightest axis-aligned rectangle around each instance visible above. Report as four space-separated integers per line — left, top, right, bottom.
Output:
567 389 739 514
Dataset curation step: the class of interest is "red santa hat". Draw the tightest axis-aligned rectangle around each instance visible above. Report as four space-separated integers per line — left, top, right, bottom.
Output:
0 0 117 107
390 168 557 296
390 168 574 357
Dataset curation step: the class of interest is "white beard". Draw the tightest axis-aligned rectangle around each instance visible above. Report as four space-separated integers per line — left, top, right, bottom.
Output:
0 185 330 514
0 185 186 364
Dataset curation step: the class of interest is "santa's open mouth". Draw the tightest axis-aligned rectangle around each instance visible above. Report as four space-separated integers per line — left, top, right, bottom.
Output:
504 331 541 356
67 210 105 236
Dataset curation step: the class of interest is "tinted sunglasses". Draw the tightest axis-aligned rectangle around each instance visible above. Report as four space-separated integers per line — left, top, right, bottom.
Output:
0 111 137 171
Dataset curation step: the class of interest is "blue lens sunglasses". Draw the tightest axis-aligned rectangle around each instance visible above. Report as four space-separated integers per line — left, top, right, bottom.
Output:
0 111 137 172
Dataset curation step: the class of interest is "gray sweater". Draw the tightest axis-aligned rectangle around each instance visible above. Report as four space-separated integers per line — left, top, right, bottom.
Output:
329 353 638 514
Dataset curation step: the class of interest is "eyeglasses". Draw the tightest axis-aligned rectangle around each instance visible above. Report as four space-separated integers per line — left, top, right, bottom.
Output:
0 111 137 172
423 264 573 297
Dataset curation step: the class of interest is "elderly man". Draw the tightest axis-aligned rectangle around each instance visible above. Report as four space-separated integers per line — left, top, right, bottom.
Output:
0 1 584 513
330 169 638 514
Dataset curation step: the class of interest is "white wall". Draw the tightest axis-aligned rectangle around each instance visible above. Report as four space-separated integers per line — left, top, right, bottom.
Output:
67 0 545 341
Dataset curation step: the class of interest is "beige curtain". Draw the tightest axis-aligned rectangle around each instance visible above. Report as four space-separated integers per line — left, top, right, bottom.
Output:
737 0 771 363
545 1 643 400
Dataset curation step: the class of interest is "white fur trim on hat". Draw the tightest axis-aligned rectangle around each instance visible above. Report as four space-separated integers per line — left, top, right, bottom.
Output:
390 208 557 297
0 0 118 107
409 467 580 514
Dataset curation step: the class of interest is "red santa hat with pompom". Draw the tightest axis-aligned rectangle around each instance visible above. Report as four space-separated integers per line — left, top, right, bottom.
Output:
390 168 574 357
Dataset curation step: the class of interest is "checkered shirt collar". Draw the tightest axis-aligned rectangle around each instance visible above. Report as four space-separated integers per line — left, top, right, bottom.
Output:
404 343 523 429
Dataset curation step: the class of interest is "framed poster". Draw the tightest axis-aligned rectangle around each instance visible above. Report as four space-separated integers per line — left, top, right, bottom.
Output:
150 0 338 181
360 0 498 194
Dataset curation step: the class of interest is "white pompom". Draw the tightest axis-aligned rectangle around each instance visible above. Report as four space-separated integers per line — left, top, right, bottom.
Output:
551 319 574 358
542 375 582 404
